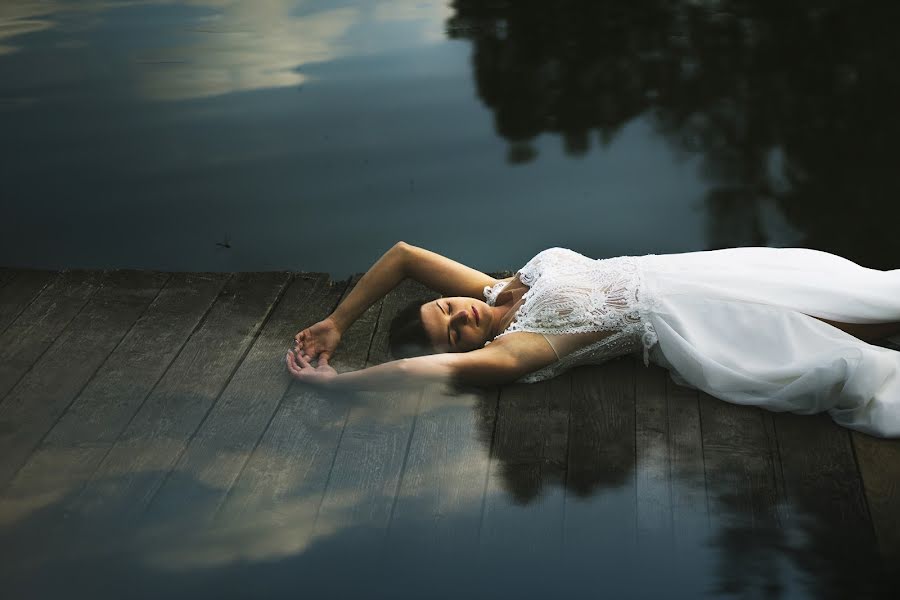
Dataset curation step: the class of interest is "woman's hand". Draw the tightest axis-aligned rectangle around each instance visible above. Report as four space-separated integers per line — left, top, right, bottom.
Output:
294 317 342 363
285 350 338 386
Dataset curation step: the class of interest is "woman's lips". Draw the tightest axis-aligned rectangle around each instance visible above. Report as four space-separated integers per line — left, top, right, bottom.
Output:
472 306 480 325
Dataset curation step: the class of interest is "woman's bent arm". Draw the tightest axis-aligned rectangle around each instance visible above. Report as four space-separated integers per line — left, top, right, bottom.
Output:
401 243 508 299
327 242 411 333
294 242 409 362
296 242 507 362
329 242 504 332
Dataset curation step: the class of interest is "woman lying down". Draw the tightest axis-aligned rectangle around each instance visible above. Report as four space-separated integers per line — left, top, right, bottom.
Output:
287 242 900 438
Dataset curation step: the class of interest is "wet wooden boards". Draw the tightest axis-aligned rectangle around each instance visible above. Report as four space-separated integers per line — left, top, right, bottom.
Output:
0 268 895 598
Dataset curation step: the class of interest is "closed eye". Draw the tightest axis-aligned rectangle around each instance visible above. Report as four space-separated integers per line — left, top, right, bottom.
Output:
448 304 463 347
439 301 451 347
447 303 456 346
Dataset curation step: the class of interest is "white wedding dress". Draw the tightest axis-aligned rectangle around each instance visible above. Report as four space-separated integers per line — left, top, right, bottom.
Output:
482 247 900 438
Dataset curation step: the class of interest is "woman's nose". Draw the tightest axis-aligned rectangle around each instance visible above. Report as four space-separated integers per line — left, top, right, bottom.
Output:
452 310 468 326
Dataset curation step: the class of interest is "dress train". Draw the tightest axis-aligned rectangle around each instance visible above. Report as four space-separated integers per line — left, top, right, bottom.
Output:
640 248 900 437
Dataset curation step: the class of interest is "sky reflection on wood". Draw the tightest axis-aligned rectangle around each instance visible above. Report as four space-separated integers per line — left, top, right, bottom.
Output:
0 269 897 599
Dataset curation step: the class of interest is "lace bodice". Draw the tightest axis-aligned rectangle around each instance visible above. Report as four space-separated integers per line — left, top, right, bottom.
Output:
483 247 658 383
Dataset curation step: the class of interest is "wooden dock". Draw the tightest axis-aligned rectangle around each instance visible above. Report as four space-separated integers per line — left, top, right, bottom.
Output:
0 268 898 599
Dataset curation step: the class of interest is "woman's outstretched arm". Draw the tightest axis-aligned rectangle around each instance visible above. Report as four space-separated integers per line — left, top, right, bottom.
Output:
287 332 556 391
295 241 507 361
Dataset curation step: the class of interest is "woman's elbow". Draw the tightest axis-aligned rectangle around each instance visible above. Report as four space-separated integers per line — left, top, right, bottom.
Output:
394 241 418 255
389 241 415 278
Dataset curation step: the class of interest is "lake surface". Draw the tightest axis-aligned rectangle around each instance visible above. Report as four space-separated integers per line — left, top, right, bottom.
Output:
2 0 898 278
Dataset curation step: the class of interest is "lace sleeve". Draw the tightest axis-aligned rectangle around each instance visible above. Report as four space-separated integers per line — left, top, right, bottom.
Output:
483 281 508 306
517 247 568 287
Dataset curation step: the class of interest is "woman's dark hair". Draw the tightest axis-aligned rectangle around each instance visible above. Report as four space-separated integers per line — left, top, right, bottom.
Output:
389 298 435 359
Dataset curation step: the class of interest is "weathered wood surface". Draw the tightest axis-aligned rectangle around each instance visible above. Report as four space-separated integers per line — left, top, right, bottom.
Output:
0 268 897 598
562 360 638 580
0 270 102 401
852 432 900 591
774 413 887 597
0 273 227 529
311 279 437 554
66 272 291 532
0 271 169 487
480 373 571 557
385 383 498 561
142 274 342 526
211 274 381 559
0 270 55 336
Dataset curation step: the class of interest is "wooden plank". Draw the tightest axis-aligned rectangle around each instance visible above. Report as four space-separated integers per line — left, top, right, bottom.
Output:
479 373 571 559
0 270 169 488
852 432 900 589
698 393 787 597
0 270 101 401
0 273 228 529
310 280 437 545
207 275 384 564
634 364 712 594
560 359 636 566
699 396 781 523
384 384 499 563
773 413 887 596
635 364 671 546
629 364 713 593
0 270 55 336
141 274 344 526
63 272 290 528
665 375 709 550
381 380 499 591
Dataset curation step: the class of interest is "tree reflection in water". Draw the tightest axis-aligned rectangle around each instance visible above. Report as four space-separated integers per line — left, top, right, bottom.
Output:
447 0 900 269
470 360 890 599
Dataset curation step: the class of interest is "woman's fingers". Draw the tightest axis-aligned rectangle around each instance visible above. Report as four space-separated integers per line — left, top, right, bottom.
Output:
292 324 340 360
286 351 315 378
295 351 312 369
291 336 312 361
287 350 302 368
295 335 311 355
286 349 334 383
291 327 337 365
295 331 310 349
286 352 301 376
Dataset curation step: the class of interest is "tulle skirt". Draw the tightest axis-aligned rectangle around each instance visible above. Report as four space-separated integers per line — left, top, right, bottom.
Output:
638 247 900 438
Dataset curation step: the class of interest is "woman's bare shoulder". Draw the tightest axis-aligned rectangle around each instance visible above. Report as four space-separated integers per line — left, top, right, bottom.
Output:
486 331 557 364
437 332 557 386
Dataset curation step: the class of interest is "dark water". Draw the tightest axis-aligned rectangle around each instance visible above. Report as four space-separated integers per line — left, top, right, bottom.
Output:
2 0 898 278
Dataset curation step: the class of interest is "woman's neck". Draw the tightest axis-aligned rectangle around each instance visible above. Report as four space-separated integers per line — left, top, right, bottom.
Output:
488 303 508 338
487 282 527 339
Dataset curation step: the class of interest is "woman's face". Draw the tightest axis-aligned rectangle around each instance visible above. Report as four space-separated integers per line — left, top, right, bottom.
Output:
420 296 493 353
